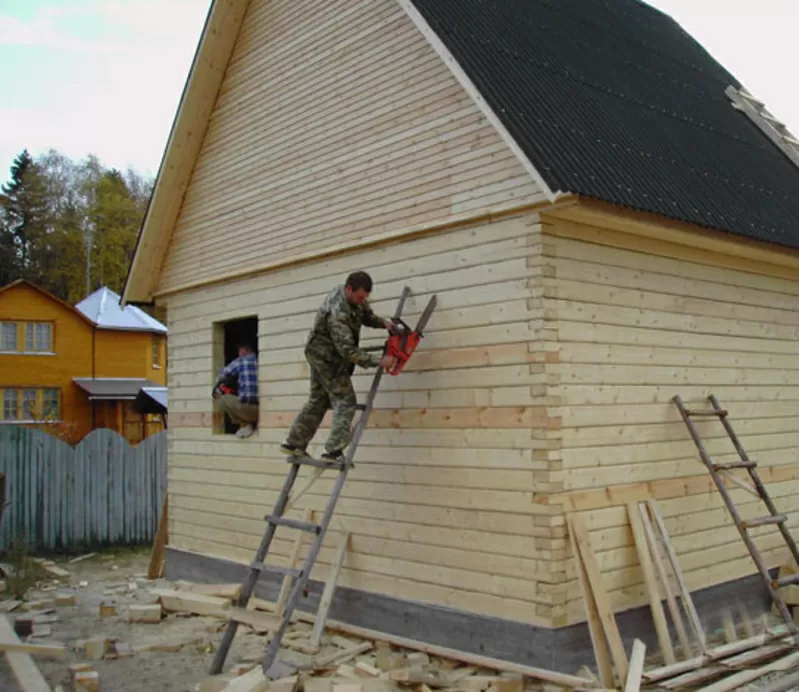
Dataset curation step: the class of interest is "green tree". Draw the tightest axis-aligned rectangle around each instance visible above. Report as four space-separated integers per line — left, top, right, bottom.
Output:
87 168 142 295
0 148 153 301
0 149 47 282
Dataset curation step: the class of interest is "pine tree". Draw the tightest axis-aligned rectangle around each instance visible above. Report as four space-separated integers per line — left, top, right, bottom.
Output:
0 149 47 281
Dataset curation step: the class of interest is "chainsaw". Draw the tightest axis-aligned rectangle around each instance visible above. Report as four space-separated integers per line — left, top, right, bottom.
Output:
383 294 437 375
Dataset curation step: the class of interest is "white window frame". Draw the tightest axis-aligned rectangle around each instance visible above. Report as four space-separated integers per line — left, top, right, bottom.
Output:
3 389 19 420
1 322 17 352
26 322 53 353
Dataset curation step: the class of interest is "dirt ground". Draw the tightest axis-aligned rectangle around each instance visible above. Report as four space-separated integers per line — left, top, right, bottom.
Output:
0 547 274 691
0 547 797 691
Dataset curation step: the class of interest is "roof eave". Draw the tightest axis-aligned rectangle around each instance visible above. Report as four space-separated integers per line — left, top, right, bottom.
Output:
121 0 252 307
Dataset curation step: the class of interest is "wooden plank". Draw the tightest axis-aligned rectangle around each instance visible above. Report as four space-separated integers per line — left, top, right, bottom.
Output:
638 503 692 658
310 532 350 648
646 500 707 651
626 503 675 665
567 513 629 681
295 611 596 689
642 626 789 683
700 650 799 692
0 615 64 659
148 494 169 579
151 589 231 616
567 514 614 687
0 616 51 691
276 509 314 615
623 639 645 692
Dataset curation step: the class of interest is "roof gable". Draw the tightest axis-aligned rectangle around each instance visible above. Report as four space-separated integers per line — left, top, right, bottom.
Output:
123 0 799 305
75 287 167 333
409 0 799 249
0 279 95 326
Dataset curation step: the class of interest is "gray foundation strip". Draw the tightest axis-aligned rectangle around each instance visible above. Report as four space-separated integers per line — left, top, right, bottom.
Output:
165 546 775 673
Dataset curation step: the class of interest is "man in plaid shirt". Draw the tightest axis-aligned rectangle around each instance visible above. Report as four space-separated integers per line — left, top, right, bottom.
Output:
213 341 259 438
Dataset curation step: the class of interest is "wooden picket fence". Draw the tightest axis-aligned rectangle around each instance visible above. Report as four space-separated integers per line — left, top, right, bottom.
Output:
0 425 167 554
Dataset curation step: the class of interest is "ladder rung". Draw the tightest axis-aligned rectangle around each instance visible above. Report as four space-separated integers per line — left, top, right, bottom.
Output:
776 573 799 588
266 515 322 534
686 409 728 417
251 562 303 578
713 461 757 471
286 456 345 470
742 515 787 529
229 607 282 632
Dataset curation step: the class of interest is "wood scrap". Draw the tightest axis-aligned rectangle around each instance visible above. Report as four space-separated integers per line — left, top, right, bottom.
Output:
389 666 450 687
310 532 350 648
0 615 50 692
567 513 614 688
314 642 374 668
177 581 242 601
627 503 675 665
623 640 645 692
151 588 231 616
642 625 791 684
74 669 100 692
128 604 162 623
68 552 96 564
645 500 707 652
568 512 628 683
638 503 692 657
295 611 597 689
0 600 22 613
701 650 799 692
148 494 168 579
0 614 65 658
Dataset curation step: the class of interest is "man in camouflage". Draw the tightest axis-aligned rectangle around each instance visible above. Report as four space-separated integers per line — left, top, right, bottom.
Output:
280 271 398 462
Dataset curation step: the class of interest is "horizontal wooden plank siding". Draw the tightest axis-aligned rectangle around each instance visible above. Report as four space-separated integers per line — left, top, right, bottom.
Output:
164 212 561 625
543 217 799 627
156 0 544 295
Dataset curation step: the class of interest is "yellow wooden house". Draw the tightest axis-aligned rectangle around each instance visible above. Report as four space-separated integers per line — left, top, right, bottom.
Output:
121 0 799 673
0 280 167 443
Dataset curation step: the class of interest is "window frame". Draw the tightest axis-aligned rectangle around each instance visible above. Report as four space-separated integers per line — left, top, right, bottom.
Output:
152 334 161 368
1 322 18 352
0 387 62 423
0 320 54 355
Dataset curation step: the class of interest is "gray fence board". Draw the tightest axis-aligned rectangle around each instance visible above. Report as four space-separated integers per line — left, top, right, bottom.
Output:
0 426 166 554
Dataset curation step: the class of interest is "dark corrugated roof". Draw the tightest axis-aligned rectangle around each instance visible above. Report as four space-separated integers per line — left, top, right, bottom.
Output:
410 0 799 249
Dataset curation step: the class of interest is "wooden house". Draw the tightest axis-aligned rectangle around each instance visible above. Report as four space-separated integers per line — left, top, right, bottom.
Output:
0 280 167 444
121 0 799 671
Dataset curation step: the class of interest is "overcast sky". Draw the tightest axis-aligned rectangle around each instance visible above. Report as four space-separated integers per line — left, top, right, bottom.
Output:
1 0 797 182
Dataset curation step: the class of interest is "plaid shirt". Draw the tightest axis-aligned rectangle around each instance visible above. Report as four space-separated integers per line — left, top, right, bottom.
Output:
218 353 259 404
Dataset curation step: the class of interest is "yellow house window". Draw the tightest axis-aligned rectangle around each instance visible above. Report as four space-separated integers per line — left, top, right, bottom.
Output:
26 322 53 352
1 322 17 352
0 388 61 422
2 389 17 420
0 321 53 353
152 335 161 368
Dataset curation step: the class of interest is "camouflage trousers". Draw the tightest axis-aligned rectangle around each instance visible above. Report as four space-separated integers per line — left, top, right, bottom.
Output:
285 364 356 454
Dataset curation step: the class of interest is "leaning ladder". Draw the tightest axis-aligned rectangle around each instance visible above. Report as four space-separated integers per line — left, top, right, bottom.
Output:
209 286 413 677
673 394 799 634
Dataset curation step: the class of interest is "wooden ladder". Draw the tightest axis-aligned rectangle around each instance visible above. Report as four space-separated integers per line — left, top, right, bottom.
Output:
209 286 436 678
673 394 799 635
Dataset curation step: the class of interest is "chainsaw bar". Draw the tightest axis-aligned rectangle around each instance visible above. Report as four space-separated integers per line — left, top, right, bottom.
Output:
414 294 437 334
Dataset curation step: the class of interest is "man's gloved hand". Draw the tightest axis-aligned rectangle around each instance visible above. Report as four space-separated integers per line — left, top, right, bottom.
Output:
384 318 406 334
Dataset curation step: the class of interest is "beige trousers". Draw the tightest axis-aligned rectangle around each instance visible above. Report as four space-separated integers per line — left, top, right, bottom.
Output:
218 395 259 427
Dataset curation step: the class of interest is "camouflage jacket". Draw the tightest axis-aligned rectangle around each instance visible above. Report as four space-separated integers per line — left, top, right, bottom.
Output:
305 284 387 372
